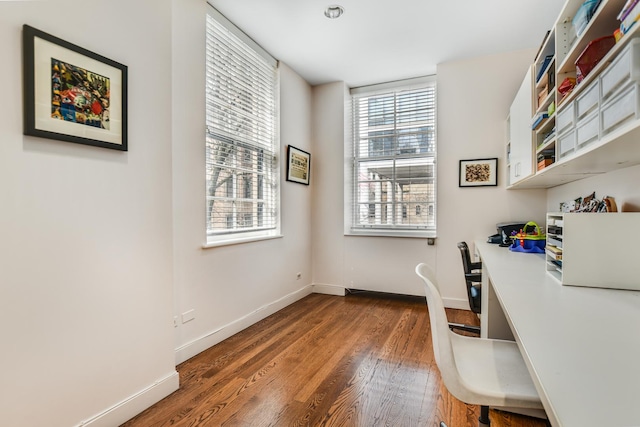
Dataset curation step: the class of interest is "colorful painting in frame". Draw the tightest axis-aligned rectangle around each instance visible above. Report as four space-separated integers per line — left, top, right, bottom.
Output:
23 25 128 151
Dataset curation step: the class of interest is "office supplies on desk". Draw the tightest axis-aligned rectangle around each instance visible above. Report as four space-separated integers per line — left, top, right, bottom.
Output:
495 222 527 247
545 212 640 290
487 234 501 244
509 221 546 253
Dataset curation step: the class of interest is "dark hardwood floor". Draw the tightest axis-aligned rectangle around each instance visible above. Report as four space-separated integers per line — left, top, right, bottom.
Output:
121 292 547 427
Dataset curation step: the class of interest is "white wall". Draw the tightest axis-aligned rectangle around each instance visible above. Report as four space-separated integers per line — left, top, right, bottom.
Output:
171 0 314 364
547 164 640 212
310 50 548 306
311 83 436 297
0 1 178 426
310 83 348 293
435 50 548 304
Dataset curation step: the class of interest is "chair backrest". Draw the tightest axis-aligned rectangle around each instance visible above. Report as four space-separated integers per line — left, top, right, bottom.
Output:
457 241 482 314
415 263 465 398
457 241 475 275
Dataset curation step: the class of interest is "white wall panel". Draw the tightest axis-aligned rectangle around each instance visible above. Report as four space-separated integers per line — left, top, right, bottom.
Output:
171 0 314 364
0 1 177 426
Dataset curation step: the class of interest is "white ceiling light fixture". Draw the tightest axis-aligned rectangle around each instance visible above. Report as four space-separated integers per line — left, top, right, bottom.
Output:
324 5 345 19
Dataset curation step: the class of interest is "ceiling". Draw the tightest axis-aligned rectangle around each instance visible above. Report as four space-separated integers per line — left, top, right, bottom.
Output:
208 0 565 88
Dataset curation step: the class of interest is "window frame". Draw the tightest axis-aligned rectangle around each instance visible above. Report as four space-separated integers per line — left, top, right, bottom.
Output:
204 6 281 248
346 76 437 239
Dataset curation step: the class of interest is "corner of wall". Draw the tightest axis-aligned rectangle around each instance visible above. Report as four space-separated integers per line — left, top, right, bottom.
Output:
312 283 346 296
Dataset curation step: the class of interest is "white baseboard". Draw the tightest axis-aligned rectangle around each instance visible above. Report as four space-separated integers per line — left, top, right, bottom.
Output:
79 371 179 427
174 285 314 365
174 285 468 366
313 282 467 310
312 283 346 296
442 297 471 310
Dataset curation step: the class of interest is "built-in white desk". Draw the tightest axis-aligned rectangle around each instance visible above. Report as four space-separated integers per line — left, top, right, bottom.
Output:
475 240 640 427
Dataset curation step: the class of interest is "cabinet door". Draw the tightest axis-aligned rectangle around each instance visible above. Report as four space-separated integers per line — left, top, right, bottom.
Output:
508 66 534 186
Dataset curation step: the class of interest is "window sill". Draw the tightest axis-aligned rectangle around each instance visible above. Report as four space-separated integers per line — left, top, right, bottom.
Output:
203 233 283 249
345 229 436 239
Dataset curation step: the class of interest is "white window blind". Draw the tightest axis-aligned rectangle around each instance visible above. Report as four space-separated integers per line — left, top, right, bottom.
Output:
350 78 436 236
205 8 279 243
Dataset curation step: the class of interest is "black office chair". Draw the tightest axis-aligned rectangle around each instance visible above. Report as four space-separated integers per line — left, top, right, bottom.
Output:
446 242 482 335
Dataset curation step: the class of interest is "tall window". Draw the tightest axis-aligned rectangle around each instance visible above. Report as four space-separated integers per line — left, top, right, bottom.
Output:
349 77 436 237
205 7 279 245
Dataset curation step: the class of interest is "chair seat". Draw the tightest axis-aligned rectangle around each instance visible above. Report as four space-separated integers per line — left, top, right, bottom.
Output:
450 332 544 410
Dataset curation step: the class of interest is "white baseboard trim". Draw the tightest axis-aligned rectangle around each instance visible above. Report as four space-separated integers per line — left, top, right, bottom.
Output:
442 297 470 310
174 285 314 365
312 283 467 310
79 371 179 427
312 283 346 296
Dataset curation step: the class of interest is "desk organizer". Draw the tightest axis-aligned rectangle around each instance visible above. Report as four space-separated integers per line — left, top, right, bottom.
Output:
546 212 640 290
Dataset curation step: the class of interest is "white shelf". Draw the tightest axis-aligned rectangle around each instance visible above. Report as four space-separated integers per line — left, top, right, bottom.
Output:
557 0 624 77
508 0 640 189
536 137 556 153
545 212 640 290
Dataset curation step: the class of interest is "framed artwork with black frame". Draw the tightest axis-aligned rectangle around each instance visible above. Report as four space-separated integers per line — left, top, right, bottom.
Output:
22 24 128 151
459 158 498 187
286 145 310 185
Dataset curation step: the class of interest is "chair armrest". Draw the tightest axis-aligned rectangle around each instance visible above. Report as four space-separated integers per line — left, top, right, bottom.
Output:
466 273 482 283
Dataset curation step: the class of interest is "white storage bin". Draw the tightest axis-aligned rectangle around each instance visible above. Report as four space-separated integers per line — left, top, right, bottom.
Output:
556 102 575 135
575 79 599 121
558 129 576 157
600 38 640 102
601 83 640 135
576 112 599 148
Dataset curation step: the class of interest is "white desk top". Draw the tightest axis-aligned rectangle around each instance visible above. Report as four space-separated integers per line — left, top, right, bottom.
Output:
475 241 640 427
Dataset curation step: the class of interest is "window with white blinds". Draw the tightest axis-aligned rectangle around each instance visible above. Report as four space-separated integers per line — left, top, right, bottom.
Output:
205 7 280 244
349 78 436 237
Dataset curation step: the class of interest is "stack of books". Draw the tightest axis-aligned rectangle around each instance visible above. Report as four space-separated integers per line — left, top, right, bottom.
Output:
532 113 549 130
618 0 640 34
536 55 553 83
537 148 555 170
541 126 556 146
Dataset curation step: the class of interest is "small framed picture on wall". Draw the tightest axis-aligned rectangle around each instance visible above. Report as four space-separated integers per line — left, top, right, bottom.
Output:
459 158 498 187
286 145 310 185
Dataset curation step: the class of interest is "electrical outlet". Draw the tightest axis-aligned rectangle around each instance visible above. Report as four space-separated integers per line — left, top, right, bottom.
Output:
182 309 195 324
296 272 302 280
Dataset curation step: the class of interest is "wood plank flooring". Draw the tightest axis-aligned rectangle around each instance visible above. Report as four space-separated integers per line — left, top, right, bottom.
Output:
121 292 547 427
